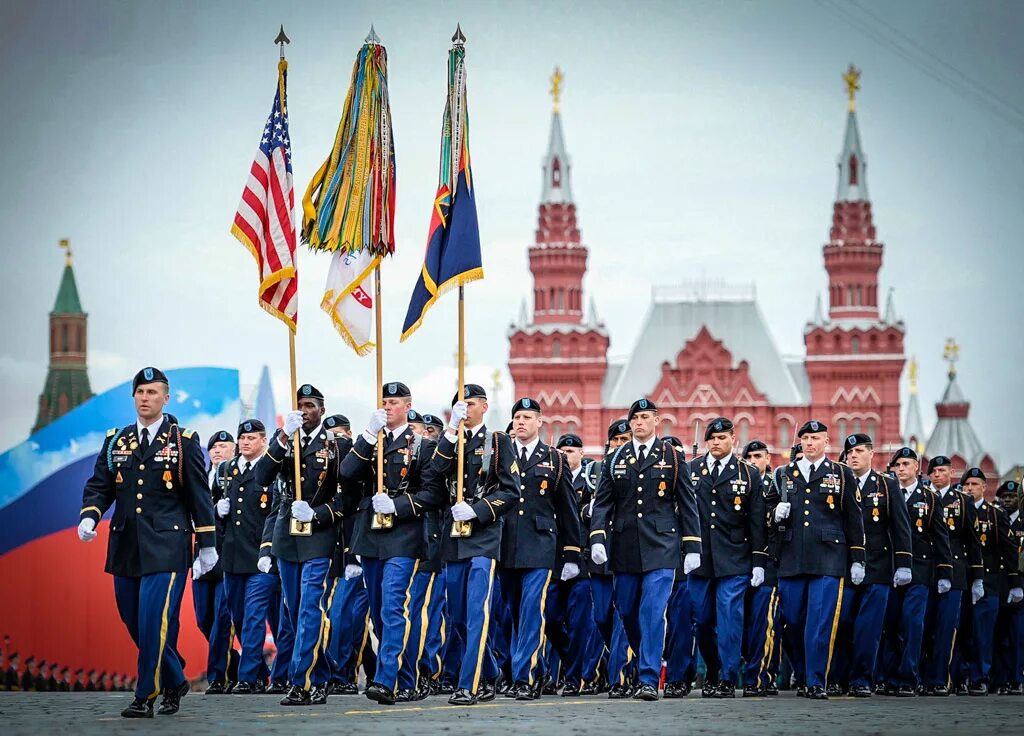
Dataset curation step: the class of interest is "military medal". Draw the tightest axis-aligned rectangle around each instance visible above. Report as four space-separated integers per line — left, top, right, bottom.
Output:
540 479 548 495
916 518 923 532
130 441 138 450
734 496 742 512
872 507 879 522
659 481 666 491
826 494 834 510
115 471 123 484
260 492 268 509
161 469 173 489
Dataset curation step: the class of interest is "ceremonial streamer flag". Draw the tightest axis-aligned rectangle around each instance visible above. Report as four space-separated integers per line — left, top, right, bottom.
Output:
231 61 298 332
401 42 482 341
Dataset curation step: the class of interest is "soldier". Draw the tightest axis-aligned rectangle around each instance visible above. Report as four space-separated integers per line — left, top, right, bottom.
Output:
960 469 1023 695
772 420 864 700
422 414 445 442
495 398 581 700
740 439 782 696
255 384 344 706
85 668 97 692
72 667 85 692
878 447 952 696
663 436 698 699
920 455 983 695
407 409 427 436
830 434 913 697
37 660 52 692
77 367 217 717
341 381 438 705
993 480 1024 694
217 420 281 694
590 398 701 701
194 430 237 694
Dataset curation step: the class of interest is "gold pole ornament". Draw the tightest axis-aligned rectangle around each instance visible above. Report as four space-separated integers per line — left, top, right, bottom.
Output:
943 338 960 378
550 67 564 113
843 64 861 113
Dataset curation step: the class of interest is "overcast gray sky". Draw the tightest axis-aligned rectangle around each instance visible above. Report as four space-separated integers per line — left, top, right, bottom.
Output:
1 0 1022 465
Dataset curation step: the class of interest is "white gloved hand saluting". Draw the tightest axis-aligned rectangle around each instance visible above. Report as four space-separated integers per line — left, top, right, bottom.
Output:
366 409 388 438
972 579 985 605
451 501 477 522
560 562 580 581
751 567 765 588
77 518 97 542
283 410 303 437
893 567 912 587
683 553 701 575
257 556 273 574
937 578 952 595
591 543 608 565
372 494 397 515
850 562 866 586
773 502 791 523
216 498 230 518
448 401 468 432
344 564 363 581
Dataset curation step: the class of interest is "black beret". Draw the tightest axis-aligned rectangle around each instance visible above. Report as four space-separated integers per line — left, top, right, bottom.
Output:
556 433 583 449
451 383 487 406
845 433 873 450
607 419 630 441
742 440 768 458
960 467 986 484
407 409 423 424
297 383 324 401
505 421 514 433
705 417 733 440
422 413 444 430
789 444 803 462
627 398 656 421
997 480 1019 496
927 455 951 474
512 397 541 416
797 420 827 437
324 414 350 430
132 366 168 393
382 381 411 398
663 435 684 449
237 419 266 436
893 446 918 462
207 430 234 450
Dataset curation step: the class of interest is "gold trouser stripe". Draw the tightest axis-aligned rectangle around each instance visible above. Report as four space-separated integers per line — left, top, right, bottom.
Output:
412 572 436 691
620 647 634 686
824 578 845 682
226 620 236 677
320 577 341 680
526 570 553 686
355 611 371 673
390 560 421 692
758 587 779 682
302 567 331 691
150 572 177 699
471 560 497 694
945 627 958 690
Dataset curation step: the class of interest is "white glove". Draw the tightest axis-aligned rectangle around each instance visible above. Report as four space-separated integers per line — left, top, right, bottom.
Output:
590 543 608 565
77 518 97 542
283 410 303 436
1009 587 1023 605
893 567 912 587
850 562 866 586
197 547 219 576
451 501 477 522
587 499 595 517
937 578 951 595
366 408 388 437
448 401 468 431
560 562 580 581
191 558 204 580
751 567 765 588
972 579 985 605
216 498 230 518
683 553 701 575
344 564 363 581
372 494 396 515
291 500 314 523
257 556 273 574
773 502 791 522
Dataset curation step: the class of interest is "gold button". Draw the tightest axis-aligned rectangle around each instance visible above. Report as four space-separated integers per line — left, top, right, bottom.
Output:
711 500 716 506
805 499 810 505
519 510 524 515
805 489 810 494
240 486 245 492
136 507 142 514
711 524 716 529
521 485 526 491
711 512 717 518
519 498 525 503
302 463 307 469
236 521 241 526
712 489 717 494
238 498 243 502
237 509 242 514
804 521 810 527
174 525 179 531
136 493 143 500
138 464 145 470
637 487 643 492
637 499 643 505
137 479 144 486
805 510 810 515
638 474 644 479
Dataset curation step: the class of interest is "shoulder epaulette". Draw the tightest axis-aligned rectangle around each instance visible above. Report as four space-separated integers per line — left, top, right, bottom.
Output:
106 428 117 438
833 459 849 469
181 428 195 439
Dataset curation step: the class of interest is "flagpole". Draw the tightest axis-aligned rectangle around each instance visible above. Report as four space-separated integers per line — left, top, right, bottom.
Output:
372 263 392 529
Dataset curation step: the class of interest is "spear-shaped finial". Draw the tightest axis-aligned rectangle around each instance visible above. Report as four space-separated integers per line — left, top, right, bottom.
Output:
59 238 72 267
275 24 290 59
452 23 466 45
365 25 381 45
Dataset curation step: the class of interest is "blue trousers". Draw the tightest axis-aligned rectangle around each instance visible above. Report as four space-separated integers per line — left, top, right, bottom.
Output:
666 577 696 684
834 583 889 688
589 575 631 685
489 576 514 678
614 568 675 687
500 567 554 686
325 574 369 682
992 604 1024 687
778 575 844 688
688 574 747 684
921 587 962 687
278 557 331 689
447 558 499 692
742 583 780 689
969 592 1000 684
114 572 187 700
398 570 437 691
881 583 929 687
544 577 595 686
223 572 277 684
420 568 447 681
192 577 233 684
268 588 295 684
362 556 419 693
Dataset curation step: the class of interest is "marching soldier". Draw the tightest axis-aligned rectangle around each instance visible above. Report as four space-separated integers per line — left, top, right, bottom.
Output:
687 418 768 698
77 367 218 717
878 447 952 696
960 468 1023 694
422 414 445 442
498 398 581 700
341 381 438 705
992 480 1024 694
255 383 344 706
663 436 697 699
590 398 701 701
772 421 864 700
830 434 913 697
920 455 983 695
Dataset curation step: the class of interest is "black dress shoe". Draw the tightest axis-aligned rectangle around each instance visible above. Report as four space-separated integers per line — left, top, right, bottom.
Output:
608 684 628 699
281 685 311 706
807 685 828 700
580 680 599 695
826 683 843 697
437 679 456 695
514 682 534 701
395 688 415 703
232 682 255 695
562 681 581 696
478 680 496 702
969 682 989 696
495 677 511 696
121 698 154 718
254 680 266 694
365 681 396 705
742 684 763 697
157 681 189 715
339 681 359 695
205 681 226 695
326 680 344 696
634 683 659 701
543 677 558 695
849 685 872 698
954 683 969 696
1008 684 1024 695
310 685 328 705
896 686 917 697
764 683 778 696
879 683 897 696
663 681 687 699
448 688 478 705
715 681 736 698
225 681 237 694
266 681 288 695
702 680 719 698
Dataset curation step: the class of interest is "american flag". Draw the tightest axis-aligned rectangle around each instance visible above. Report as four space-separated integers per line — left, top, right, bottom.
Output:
231 70 298 331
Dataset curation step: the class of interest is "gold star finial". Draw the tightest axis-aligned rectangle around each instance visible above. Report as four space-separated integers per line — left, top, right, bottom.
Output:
550 67 564 113
59 238 72 267
843 64 861 112
491 368 502 390
943 338 960 378
908 357 919 395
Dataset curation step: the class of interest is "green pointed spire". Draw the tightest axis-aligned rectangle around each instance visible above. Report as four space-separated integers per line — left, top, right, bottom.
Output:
52 263 83 314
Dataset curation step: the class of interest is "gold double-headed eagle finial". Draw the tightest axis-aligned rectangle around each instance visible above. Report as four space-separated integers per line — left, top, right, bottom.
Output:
943 338 960 378
550 67 564 113
59 238 72 266
908 357 919 395
843 64 861 112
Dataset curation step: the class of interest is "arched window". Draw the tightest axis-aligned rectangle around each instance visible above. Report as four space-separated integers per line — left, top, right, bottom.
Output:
847 285 854 306
849 155 859 185
866 420 877 442
61 323 69 352
852 419 862 435
838 419 848 442
551 339 561 358
737 419 750 448
778 421 790 450
851 336 860 354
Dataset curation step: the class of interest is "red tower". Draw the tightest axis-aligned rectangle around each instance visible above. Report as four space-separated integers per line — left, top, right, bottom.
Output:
508 69 609 452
